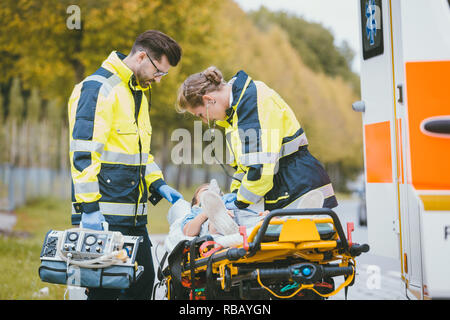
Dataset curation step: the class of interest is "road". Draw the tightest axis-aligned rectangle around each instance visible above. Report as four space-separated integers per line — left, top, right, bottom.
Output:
327 199 406 300
149 199 408 300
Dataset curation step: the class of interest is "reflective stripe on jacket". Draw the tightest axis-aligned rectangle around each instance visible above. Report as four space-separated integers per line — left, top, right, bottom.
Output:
216 70 338 210
68 51 165 226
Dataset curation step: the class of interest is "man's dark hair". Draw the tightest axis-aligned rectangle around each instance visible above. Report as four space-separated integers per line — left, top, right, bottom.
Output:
131 30 182 66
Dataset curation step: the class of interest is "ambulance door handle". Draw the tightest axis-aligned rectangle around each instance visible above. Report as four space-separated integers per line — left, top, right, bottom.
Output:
397 84 403 103
421 116 450 137
352 100 365 112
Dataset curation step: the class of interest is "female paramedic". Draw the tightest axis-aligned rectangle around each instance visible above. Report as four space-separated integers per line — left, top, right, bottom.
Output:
176 67 338 212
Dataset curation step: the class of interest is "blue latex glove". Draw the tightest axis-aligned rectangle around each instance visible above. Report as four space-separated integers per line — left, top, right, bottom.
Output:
81 210 105 230
157 184 183 204
225 200 239 211
222 193 237 207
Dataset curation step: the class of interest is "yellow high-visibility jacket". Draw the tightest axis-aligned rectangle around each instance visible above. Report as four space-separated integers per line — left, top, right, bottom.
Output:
68 51 166 227
216 70 338 210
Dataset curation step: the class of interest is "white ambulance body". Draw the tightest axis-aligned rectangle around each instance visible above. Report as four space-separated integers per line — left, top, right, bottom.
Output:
356 0 450 299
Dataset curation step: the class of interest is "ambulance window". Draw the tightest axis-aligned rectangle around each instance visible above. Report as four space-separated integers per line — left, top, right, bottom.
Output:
360 0 384 60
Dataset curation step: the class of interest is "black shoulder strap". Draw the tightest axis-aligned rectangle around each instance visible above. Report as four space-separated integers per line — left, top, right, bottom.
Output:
189 237 200 293
157 251 169 282
167 239 189 299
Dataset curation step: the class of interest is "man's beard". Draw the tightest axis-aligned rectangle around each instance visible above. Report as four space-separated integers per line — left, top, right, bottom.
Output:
137 77 153 88
136 70 153 88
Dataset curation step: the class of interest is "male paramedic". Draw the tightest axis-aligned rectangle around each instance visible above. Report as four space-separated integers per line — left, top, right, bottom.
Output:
68 30 183 300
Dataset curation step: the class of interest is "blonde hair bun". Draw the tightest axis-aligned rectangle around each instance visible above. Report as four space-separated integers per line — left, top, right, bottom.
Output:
176 66 225 112
203 66 224 86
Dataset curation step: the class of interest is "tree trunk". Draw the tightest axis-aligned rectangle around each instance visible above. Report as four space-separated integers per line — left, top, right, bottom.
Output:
10 119 18 166
175 164 184 191
160 129 170 175
204 165 210 184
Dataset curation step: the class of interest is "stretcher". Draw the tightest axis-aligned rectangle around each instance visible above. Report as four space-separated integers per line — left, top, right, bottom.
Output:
158 208 369 300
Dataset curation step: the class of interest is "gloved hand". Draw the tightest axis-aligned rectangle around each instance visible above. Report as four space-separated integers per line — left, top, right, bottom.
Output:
157 184 183 204
81 210 105 230
224 200 239 211
222 193 237 207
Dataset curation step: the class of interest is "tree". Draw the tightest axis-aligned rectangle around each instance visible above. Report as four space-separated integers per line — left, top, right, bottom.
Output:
0 0 363 190
249 7 360 85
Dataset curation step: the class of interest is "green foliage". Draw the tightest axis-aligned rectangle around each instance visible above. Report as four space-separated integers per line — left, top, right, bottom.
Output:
249 7 347 75
249 6 361 94
0 0 363 186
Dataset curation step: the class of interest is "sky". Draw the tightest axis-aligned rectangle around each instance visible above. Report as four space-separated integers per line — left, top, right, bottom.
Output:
233 0 362 73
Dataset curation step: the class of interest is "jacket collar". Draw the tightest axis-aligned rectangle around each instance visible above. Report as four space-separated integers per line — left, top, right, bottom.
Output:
102 51 150 92
216 70 251 128
230 70 249 108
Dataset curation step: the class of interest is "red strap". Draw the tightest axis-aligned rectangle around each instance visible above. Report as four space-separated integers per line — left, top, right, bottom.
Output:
347 222 355 247
239 226 249 251
199 241 223 258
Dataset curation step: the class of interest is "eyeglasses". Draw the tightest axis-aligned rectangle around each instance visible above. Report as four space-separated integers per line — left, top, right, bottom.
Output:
143 51 168 77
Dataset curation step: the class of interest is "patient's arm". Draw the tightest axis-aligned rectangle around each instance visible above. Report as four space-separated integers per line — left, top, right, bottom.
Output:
183 212 208 237
259 210 270 217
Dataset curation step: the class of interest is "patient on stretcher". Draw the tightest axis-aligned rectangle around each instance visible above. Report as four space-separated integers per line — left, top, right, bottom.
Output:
164 179 325 253
182 182 269 237
163 180 268 252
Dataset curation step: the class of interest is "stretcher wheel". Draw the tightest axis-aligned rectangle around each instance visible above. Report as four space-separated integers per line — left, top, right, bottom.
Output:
224 266 232 292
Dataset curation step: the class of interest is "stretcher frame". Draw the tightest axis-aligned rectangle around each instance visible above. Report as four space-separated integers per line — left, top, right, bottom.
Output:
161 208 369 300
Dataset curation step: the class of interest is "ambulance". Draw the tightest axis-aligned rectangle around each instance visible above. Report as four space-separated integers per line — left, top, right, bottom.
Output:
355 0 450 299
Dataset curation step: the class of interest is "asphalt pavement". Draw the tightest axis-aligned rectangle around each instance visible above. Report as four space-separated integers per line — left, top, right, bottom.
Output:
329 199 406 300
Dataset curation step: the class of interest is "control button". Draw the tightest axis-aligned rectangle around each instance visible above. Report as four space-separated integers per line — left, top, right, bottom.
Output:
85 246 90 252
97 239 103 246
85 235 96 246
68 232 78 241
302 267 312 277
96 247 102 253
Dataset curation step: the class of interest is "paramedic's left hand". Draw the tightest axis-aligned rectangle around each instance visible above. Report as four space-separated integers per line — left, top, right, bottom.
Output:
225 200 239 210
157 184 183 204
81 211 105 231
222 193 237 207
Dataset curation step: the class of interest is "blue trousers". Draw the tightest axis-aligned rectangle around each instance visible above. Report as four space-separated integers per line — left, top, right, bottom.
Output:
86 225 155 300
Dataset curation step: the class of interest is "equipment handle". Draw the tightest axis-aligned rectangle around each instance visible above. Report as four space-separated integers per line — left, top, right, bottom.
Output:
352 100 365 112
252 264 353 280
254 268 292 280
349 243 370 257
322 265 354 278
248 208 350 257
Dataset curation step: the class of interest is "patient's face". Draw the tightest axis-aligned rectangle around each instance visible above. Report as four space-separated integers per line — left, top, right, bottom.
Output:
192 185 210 207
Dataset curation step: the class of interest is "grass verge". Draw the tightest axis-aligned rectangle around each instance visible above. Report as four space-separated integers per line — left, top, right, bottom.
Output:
0 186 198 300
